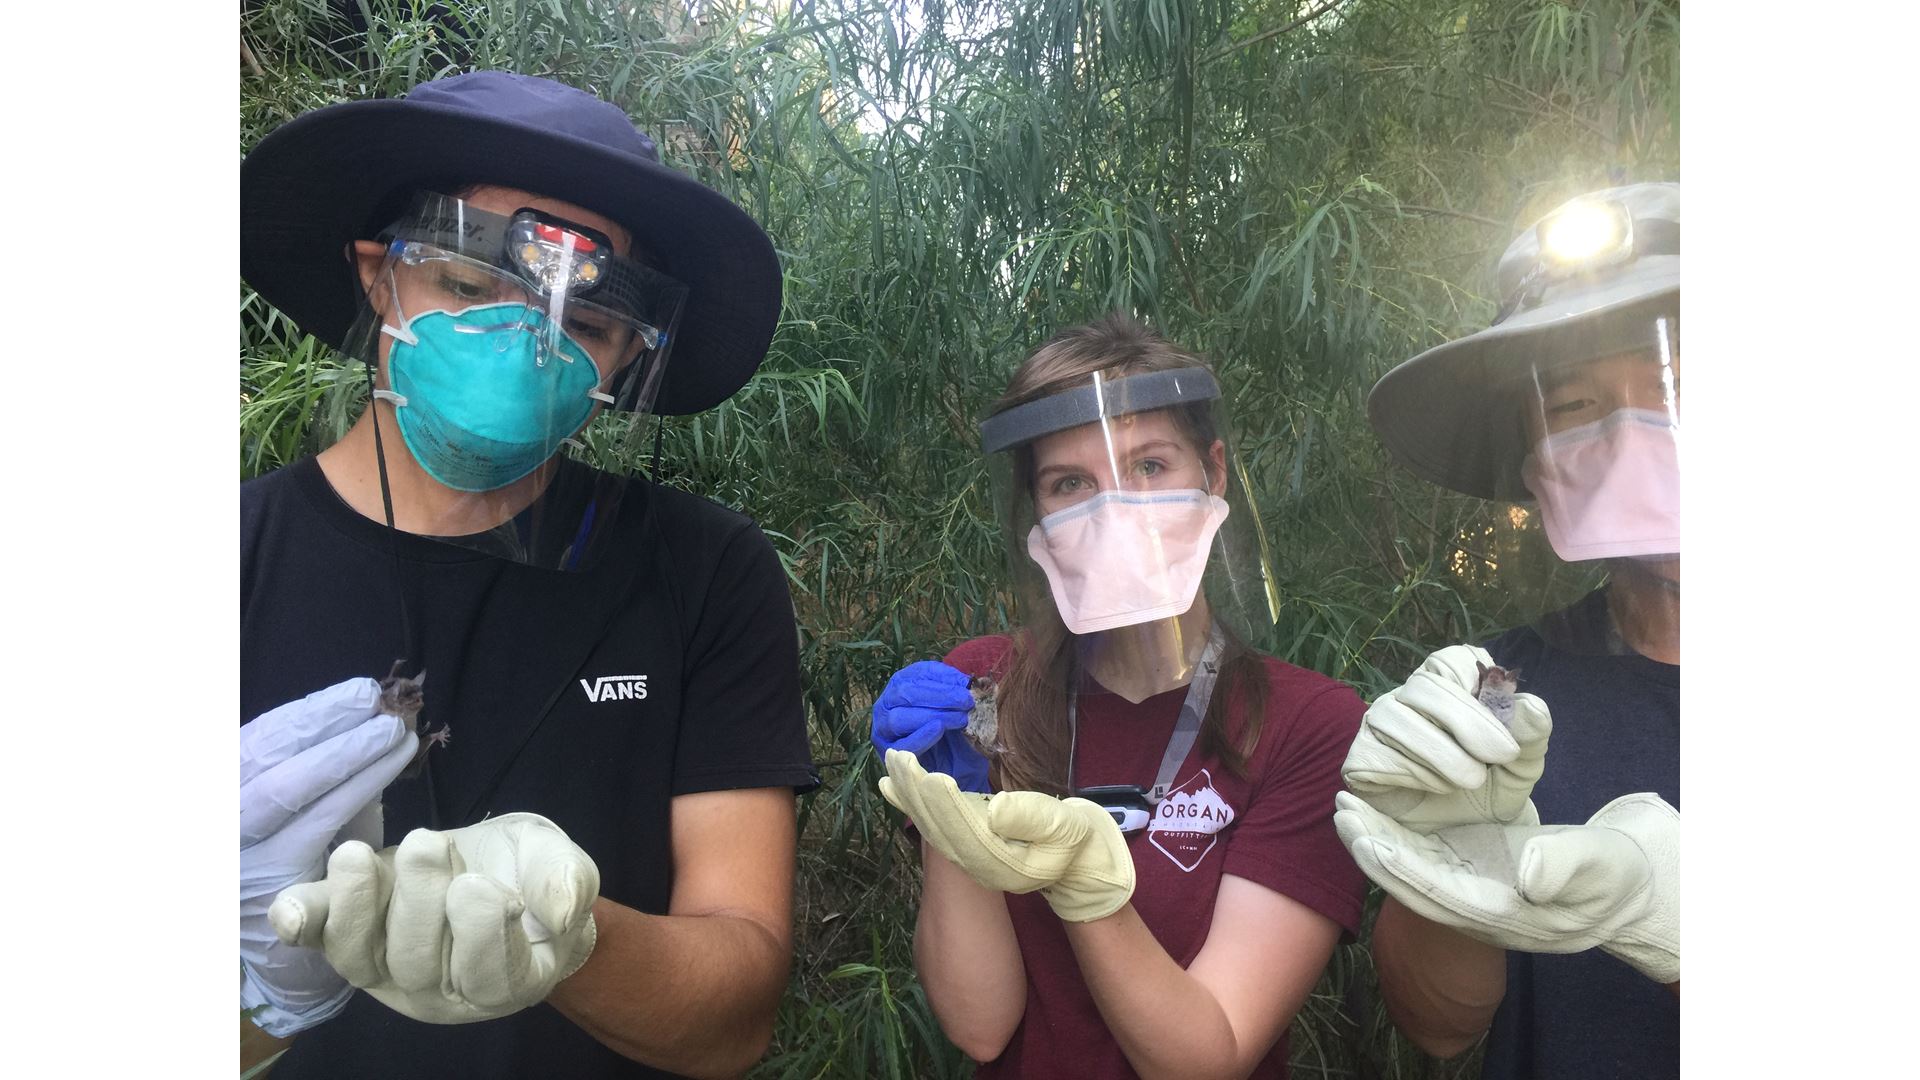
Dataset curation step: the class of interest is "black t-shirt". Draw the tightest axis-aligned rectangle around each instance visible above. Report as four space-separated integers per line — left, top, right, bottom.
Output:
243 456 817 1079
1478 589 1679 1080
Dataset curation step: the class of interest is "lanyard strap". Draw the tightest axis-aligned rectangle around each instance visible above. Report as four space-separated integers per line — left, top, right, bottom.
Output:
1068 624 1226 803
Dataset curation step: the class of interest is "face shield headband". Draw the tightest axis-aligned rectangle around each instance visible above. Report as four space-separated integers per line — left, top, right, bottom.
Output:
980 368 1224 454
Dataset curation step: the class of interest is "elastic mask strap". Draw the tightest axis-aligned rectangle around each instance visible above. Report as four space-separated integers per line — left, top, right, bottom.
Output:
560 390 620 454
378 269 420 347
1067 623 1225 802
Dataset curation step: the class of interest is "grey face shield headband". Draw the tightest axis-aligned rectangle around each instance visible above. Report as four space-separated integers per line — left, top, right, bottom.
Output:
979 368 1224 453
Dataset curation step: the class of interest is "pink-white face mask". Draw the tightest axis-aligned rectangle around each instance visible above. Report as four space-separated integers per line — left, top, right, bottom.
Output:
1026 489 1231 635
1521 407 1679 562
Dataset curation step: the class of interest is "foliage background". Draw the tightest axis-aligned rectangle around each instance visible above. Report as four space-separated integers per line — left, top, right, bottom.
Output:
239 1 1678 1075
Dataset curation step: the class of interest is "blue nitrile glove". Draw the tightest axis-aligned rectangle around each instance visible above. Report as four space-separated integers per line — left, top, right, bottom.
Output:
241 678 418 1036
871 660 990 793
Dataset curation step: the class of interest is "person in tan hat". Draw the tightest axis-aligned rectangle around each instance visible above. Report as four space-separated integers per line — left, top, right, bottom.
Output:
238 72 815 1078
1334 183 1681 1077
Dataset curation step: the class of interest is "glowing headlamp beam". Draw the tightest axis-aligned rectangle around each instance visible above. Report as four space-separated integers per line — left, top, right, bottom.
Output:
1538 202 1628 266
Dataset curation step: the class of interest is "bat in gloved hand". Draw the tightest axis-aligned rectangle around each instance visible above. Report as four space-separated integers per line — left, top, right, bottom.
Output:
379 659 449 779
1474 661 1521 727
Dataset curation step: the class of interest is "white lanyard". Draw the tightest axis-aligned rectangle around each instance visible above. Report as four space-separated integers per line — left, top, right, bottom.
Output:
1066 625 1226 803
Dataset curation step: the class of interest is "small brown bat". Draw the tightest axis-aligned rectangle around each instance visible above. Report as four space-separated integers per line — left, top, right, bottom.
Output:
965 675 1009 759
380 659 449 779
1474 661 1521 726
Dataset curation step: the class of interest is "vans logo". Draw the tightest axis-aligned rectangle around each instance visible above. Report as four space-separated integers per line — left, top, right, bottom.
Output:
1147 769 1236 873
580 674 649 703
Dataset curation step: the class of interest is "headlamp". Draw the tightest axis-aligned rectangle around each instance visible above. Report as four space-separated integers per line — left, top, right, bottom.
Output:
506 209 614 299
1537 199 1634 272
1493 196 1665 325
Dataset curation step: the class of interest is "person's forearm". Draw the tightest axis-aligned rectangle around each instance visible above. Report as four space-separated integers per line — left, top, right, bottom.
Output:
1371 897 1506 1059
1062 906 1247 1080
241 1016 292 1076
548 897 789 1078
913 842 1028 1061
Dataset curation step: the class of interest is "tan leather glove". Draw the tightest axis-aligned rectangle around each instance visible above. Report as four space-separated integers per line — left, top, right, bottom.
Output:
986 791 1134 922
879 749 1069 894
1342 645 1552 831
880 749 1134 921
1335 791 1679 982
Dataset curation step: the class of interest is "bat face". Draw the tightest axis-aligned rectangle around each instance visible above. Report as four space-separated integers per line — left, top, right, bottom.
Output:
1473 661 1521 726
379 660 427 733
1474 661 1519 697
379 659 444 780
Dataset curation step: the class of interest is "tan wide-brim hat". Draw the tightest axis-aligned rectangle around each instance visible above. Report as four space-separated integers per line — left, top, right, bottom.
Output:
1367 182 1679 500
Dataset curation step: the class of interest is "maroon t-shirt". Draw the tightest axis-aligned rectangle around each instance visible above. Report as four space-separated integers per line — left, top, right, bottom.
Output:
942 635 1367 1080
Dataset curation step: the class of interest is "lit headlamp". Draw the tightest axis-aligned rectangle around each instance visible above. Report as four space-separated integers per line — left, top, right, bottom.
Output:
1536 199 1634 272
506 209 614 298
1492 196 1673 325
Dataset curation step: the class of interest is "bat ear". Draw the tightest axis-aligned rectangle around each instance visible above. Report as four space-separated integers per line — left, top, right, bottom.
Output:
414 670 428 690
1476 660 1490 679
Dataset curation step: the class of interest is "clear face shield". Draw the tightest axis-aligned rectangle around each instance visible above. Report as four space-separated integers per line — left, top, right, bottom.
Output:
314 193 689 569
983 365 1275 694
1461 311 1681 656
974 365 1280 806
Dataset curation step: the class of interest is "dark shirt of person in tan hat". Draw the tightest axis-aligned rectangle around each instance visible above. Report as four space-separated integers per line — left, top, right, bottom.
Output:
1338 183 1681 1079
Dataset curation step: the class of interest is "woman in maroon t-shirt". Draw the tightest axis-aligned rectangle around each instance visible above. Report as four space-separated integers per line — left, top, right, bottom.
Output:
871 314 1369 1078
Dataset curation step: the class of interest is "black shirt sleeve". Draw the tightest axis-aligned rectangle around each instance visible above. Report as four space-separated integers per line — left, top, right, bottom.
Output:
670 522 819 795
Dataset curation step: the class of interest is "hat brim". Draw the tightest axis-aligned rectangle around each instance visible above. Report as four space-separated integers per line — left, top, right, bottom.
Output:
241 97 780 416
1367 257 1678 500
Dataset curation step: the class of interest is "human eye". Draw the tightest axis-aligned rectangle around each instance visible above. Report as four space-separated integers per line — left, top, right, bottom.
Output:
434 268 495 302
1132 458 1166 478
564 315 612 343
1544 394 1596 418
1050 474 1091 497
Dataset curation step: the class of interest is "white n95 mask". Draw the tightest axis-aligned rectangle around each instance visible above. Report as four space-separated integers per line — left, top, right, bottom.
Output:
1026 489 1230 635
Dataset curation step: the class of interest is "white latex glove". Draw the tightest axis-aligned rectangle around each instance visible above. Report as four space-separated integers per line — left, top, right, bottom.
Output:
1342 644 1552 831
241 678 417 1036
1335 791 1679 983
269 812 601 1024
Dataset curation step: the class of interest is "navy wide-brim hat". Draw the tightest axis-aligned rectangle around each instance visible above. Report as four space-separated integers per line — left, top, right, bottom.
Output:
241 71 781 416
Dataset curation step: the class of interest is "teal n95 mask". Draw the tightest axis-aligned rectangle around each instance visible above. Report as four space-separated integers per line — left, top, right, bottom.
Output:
379 301 611 493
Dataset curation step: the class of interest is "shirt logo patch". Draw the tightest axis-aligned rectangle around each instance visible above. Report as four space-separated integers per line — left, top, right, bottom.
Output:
1148 769 1236 873
579 674 649 703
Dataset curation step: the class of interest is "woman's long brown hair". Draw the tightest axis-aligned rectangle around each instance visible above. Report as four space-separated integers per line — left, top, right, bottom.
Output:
986 313 1269 795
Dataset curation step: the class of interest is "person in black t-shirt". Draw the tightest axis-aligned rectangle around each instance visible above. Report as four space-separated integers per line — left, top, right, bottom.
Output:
1331 184 1682 1079
238 72 816 1079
